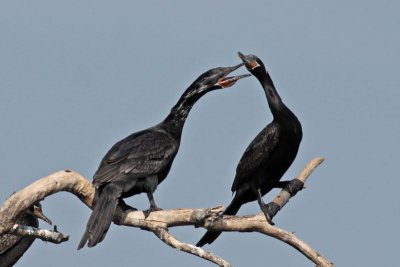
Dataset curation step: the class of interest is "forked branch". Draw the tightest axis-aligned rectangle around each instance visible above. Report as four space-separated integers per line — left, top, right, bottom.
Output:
0 157 332 266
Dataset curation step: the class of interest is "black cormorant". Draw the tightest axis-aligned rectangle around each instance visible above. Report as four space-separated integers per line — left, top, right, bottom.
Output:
0 203 52 267
197 52 302 247
78 63 250 249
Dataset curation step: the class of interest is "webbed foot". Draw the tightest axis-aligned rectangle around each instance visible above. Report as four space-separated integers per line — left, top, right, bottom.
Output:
260 204 275 225
143 205 163 218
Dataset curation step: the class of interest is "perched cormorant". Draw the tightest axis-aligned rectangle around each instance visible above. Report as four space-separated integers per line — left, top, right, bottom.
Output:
197 52 302 247
0 203 52 267
78 63 250 249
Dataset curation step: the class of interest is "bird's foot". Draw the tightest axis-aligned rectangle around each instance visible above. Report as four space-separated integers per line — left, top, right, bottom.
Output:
274 180 291 189
143 206 163 218
260 207 275 225
283 179 305 196
260 202 281 225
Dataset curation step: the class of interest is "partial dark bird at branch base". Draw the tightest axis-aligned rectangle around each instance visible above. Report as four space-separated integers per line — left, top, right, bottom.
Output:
78 63 250 249
197 52 302 247
0 203 52 267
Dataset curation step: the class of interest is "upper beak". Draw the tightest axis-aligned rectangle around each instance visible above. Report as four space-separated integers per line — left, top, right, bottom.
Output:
238 52 248 62
33 204 53 225
217 63 251 88
228 62 245 72
238 51 260 69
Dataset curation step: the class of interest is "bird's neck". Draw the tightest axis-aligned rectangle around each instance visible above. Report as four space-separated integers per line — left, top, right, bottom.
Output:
256 71 292 121
163 87 205 136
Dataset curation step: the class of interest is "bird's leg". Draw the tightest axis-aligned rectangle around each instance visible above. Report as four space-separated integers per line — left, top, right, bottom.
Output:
256 189 275 225
143 175 162 217
143 192 162 218
147 192 161 211
118 199 137 212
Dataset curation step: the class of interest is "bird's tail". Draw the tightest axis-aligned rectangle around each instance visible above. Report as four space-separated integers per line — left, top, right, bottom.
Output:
196 198 242 247
77 186 119 250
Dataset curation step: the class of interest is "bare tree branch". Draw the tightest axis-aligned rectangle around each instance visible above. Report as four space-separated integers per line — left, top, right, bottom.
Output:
0 170 94 235
199 213 332 266
153 227 231 267
266 157 325 221
10 224 69 244
0 157 332 266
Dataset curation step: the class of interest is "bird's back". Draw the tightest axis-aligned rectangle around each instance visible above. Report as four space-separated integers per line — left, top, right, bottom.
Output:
92 125 180 190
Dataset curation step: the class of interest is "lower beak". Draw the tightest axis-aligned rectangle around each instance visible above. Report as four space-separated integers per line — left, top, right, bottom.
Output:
218 73 251 88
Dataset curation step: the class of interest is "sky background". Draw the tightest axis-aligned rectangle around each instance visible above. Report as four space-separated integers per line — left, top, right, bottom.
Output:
1 1 399 266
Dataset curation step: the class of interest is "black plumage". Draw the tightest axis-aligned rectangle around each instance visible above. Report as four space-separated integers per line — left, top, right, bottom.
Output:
197 52 302 247
78 63 250 249
0 203 52 267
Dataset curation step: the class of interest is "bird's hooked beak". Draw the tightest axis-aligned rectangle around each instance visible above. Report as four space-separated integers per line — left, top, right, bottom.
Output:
33 204 53 225
238 52 260 70
217 63 251 88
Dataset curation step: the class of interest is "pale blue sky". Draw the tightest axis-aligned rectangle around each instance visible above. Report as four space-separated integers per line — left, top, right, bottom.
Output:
1 1 399 266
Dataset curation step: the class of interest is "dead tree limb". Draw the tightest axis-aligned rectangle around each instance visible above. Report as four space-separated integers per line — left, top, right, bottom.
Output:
0 157 331 266
0 170 94 235
153 227 231 267
10 224 69 244
266 157 325 221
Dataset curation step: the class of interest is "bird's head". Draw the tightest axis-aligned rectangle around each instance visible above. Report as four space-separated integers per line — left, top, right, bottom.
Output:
32 203 53 225
190 63 251 94
238 52 265 74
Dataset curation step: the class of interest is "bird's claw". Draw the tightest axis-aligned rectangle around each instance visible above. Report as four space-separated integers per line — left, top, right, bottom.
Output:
143 206 163 218
260 206 275 225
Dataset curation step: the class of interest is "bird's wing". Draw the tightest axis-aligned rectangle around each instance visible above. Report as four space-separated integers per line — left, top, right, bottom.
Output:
231 123 280 192
0 234 22 254
0 211 38 255
92 129 178 186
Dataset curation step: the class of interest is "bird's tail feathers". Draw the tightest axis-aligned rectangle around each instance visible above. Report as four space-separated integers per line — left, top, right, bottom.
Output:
77 187 119 250
196 198 242 247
